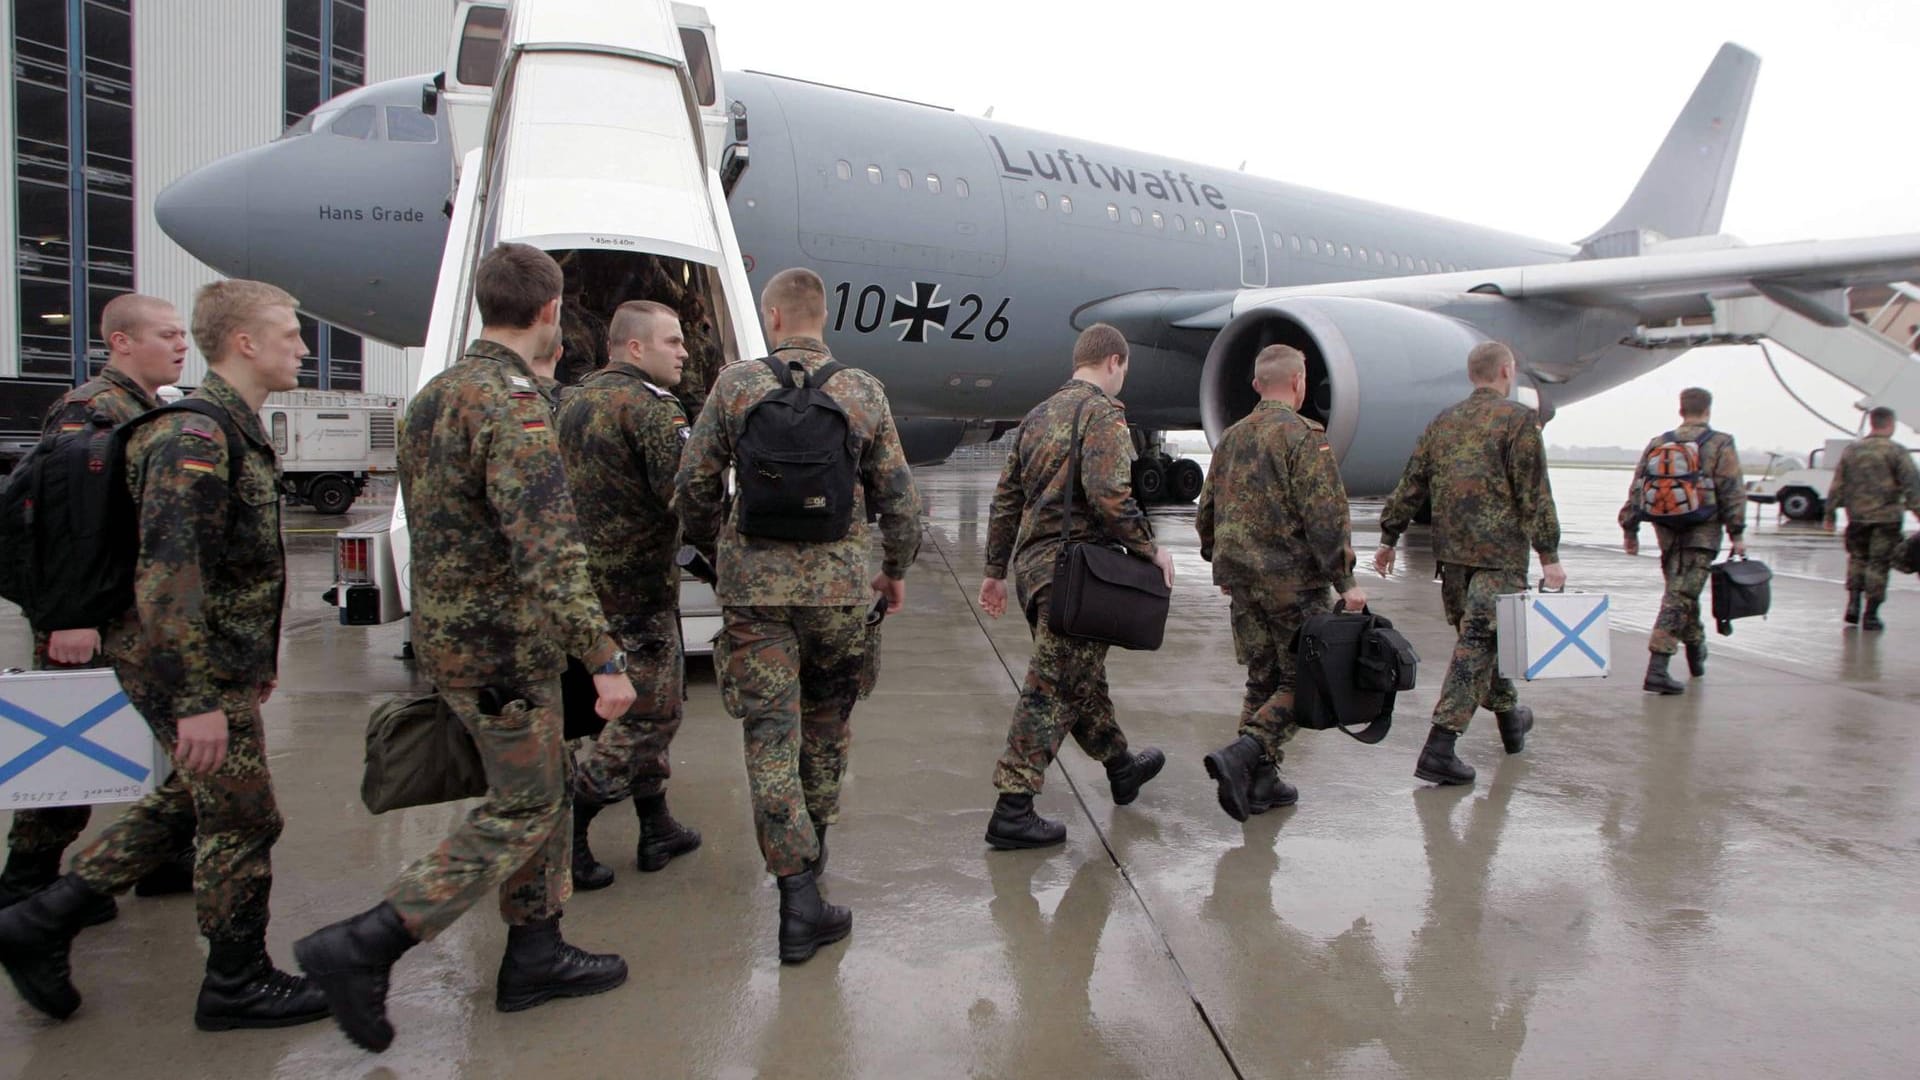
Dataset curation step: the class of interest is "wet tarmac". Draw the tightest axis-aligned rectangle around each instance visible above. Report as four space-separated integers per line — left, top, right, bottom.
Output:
3 462 1919 1078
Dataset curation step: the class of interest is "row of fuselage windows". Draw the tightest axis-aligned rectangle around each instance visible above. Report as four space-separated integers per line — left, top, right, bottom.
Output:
832 160 1474 274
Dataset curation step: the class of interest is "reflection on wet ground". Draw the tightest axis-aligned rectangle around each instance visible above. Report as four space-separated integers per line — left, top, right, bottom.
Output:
3 460 1918 1079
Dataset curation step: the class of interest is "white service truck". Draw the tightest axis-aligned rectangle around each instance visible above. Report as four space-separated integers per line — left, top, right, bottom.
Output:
260 390 400 515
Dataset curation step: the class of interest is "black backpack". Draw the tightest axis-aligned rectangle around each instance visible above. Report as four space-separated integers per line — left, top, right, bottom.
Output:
1292 608 1417 743
735 355 858 542
0 398 239 632
1709 556 1772 636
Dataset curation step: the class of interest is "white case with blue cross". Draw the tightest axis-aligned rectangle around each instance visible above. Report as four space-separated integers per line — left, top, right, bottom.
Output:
1496 588 1612 680
0 669 170 810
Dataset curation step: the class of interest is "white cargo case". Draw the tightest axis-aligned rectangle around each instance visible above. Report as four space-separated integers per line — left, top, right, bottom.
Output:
0 669 170 810
1496 589 1612 680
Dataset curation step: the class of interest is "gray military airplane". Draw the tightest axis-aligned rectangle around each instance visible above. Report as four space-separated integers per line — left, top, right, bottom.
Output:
156 25 1920 497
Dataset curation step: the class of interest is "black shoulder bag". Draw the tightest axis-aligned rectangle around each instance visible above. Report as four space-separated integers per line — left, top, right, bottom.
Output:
1046 396 1171 650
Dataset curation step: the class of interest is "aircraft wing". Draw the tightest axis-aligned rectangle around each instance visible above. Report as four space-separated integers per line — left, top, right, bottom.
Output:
1226 232 1920 328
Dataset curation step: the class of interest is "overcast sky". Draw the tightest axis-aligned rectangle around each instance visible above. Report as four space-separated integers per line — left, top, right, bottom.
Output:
712 0 1918 453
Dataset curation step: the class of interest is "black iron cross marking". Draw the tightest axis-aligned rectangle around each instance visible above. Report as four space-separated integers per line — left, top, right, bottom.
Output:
889 281 950 343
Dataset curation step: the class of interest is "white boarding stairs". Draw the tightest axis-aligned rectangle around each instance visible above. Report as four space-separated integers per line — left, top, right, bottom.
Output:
1637 282 1920 419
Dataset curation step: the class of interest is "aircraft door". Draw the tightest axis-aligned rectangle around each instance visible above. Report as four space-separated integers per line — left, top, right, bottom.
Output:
1231 209 1268 288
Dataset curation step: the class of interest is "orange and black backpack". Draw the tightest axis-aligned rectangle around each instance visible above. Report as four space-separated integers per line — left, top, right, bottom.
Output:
1634 429 1719 526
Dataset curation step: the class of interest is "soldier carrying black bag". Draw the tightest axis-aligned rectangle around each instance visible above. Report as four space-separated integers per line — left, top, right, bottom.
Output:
1196 344 1368 822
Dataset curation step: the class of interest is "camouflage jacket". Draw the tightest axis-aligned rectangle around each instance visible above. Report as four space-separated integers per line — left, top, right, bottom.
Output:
109 372 283 717
1825 434 1920 525
984 380 1156 607
33 366 159 654
1380 387 1560 572
1196 400 1355 595
675 337 922 606
400 339 618 688
1618 422 1746 552
557 362 688 614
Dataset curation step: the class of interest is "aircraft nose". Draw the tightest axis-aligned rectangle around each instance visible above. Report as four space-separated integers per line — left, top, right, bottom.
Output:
155 155 252 276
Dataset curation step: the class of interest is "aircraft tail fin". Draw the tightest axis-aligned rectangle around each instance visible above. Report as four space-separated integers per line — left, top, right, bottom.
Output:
1578 43 1760 256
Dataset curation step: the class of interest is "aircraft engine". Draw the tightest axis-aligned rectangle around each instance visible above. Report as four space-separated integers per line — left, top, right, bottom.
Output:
1199 296 1493 495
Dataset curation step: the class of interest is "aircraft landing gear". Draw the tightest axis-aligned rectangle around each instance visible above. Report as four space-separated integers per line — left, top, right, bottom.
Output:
1129 428 1204 505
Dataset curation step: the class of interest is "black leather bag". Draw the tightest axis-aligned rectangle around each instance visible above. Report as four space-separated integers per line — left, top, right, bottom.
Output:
1292 608 1404 743
1710 556 1772 636
1046 397 1171 650
360 693 487 814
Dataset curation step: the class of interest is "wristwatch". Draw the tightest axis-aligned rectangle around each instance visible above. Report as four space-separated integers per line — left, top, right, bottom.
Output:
593 651 628 676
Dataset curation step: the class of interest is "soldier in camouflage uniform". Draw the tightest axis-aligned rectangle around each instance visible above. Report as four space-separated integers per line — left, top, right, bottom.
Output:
1197 345 1366 821
1823 405 1920 630
1375 342 1563 787
977 323 1172 851
1620 388 1747 693
676 267 921 965
558 299 702 890
0 281 330 1031
2 295 196 916
295 245 634 1054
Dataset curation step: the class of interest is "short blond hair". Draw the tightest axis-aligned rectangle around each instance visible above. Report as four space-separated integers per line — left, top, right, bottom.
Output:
762 267 827 324
609 299 679 351
1253 344 1305 388
100 293 176 345
1072 323 1128 369
1467 341 1514 384
192 279 298 360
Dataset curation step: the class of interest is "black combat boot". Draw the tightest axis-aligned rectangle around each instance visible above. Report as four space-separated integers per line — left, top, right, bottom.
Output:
1496 705 1535 754
570 799 614 892
133 845 195 898
1105 747 1167 806
1863 598 1885 631
807 823 829 877
1202 735 1264 822
1 851 114 926
634 794 702 872
1246 758 1299 814
1643 652 1685 695
985 793 1067 850
1845 590 1863 625
776 869 852 965
293 902 417 1053
1685 641 1709 678
195 937 330 1031
495 916 629 1012
0 874 111 1019
1414 727 1476 786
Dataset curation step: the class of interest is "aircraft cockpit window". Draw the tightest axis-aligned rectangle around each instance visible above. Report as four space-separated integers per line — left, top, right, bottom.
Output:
954 178 970 198
329 105 375 140
835 160 852 181
926 174 941 194
678 28 716 107
1058 196 1072 214
866 164 882 184
456 5 506 87
386 106 437 143
279 113 316 139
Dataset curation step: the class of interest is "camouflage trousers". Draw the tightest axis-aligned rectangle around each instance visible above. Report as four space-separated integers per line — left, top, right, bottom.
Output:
1650 546 1715 655
993 588 1131 796
1845 521 1903 602
576 610 684 806
1432 564 1525 734
719 605 872 877
385 677 572 940
70 665 281 943
1229 585 1335 761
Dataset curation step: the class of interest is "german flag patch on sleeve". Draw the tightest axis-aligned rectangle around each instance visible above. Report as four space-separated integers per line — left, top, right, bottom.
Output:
521 419 548 433
181 458 218 474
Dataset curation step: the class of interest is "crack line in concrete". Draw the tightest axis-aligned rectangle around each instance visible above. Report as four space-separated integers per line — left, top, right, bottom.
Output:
924 528 1247 1079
